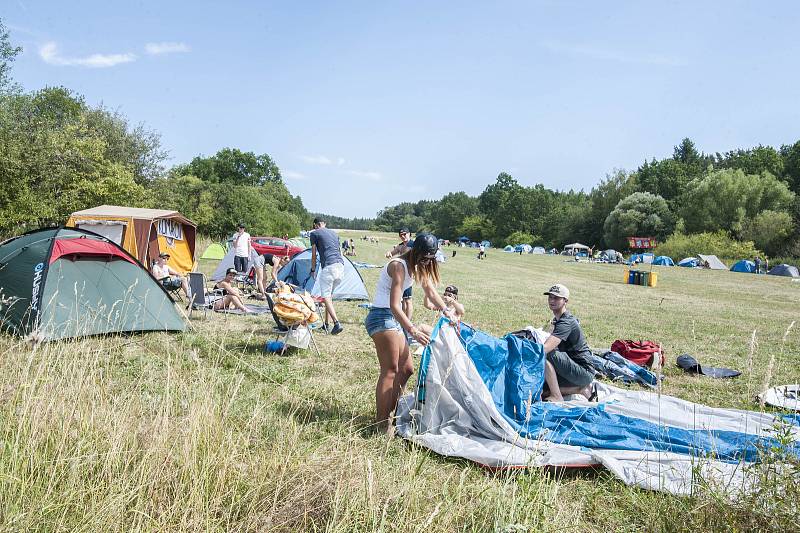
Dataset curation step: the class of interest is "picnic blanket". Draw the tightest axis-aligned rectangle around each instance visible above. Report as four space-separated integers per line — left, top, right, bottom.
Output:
396 318 799 496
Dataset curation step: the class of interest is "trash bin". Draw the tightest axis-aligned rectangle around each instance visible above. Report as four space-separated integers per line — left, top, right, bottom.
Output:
626 269 634 284
641 271 650 286
648 271 658 287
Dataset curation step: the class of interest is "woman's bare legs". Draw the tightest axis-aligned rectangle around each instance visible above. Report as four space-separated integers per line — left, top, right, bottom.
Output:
372 329 414 430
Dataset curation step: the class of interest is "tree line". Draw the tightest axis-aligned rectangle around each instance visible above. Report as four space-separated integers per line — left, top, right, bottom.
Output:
0 21 309 240
368 138 800 259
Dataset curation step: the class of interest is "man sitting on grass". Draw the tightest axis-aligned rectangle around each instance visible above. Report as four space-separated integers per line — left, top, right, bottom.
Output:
541 284 596 402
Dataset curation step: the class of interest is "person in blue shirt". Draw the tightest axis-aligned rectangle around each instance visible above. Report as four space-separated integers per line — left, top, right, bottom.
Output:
310 217 345 334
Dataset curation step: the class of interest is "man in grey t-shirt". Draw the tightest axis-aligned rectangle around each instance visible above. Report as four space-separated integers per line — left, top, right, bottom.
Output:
310 217 345 334
540 283 595 402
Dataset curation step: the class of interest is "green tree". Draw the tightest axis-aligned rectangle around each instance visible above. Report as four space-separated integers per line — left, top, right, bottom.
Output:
679 169 795 236
175 147 282 186
715 145 784 178
740 210 794 256
432 192 478 239
781 141 800 194
457 215 494 242
505 230 537 246
603 192 675 250
582 170 638 247
0 19 21 92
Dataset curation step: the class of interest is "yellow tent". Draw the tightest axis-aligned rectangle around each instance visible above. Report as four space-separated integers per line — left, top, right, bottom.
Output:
67 205 197 273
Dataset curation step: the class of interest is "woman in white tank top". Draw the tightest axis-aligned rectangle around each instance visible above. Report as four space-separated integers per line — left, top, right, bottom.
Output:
364 233 457 431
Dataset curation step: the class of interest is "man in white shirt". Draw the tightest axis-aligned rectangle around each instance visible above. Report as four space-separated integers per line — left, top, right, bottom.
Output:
151 252 190 298
233 223 252 273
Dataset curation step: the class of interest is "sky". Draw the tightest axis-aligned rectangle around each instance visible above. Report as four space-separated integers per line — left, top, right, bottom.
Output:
5 1 800 217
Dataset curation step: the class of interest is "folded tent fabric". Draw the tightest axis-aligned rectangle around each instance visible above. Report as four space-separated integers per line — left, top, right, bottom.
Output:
759 385 800 411
396 318 798 495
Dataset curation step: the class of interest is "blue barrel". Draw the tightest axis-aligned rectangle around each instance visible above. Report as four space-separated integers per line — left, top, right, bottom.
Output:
628 270 635 284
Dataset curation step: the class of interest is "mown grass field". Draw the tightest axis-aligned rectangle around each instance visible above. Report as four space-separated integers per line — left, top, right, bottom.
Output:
1 230 798 531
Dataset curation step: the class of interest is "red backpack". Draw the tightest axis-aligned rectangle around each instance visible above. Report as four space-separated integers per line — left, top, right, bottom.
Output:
611 339 665 368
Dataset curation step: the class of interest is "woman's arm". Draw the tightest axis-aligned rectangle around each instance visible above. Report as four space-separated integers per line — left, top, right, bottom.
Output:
443 295 465 318
422 292 437 311
421 278 457 321
387 262 430 345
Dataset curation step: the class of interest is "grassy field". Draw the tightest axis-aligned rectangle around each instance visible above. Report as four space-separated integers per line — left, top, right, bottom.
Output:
1 230 799 531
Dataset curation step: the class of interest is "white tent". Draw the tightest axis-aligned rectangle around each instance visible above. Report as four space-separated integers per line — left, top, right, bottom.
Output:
532 246 545 255
563 242 590 250
698 254 728 270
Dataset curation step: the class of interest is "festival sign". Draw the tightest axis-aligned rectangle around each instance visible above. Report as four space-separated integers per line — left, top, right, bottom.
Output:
627 236 657 249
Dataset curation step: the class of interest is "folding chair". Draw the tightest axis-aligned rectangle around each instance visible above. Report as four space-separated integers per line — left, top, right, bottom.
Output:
187 272 222 318
268 288 321 356
156 275 184 303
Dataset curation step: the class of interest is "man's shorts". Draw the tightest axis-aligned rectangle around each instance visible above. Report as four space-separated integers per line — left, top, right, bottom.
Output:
318 262 344 298
402 286 413 300
160 277 182 290
547 351 594 388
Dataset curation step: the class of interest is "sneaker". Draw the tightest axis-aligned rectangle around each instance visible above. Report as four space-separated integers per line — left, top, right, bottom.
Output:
330 322 344 335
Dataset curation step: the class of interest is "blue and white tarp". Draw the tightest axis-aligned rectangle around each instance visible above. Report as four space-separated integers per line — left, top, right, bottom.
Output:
396 319 800 496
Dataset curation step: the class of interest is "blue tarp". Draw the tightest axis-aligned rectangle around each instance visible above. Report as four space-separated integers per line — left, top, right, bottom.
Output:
678 257 699 267
437 320 798 462
652 255 674 266
731 259 756 273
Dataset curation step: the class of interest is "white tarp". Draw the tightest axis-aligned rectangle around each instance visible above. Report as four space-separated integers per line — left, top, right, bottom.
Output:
396 322 799 496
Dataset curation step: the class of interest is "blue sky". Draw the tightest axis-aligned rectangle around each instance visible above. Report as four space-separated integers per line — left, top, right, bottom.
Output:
5 1 800 217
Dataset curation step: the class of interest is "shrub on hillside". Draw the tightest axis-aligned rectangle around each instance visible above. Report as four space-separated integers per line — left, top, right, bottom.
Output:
654 231 761 261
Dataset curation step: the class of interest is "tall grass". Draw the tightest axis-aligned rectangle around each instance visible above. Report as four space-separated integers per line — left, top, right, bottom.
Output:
0 231 798 531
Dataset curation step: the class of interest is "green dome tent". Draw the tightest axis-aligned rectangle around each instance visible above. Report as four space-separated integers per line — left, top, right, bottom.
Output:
0 227 185 341
200 242 227 260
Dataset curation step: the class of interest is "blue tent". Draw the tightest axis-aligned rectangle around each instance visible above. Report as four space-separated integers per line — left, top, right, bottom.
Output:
630 253 655 264
731 260 756 273
480 240 491 248
678 257 699 268
458 236 470 243
652 256 674 266
277 248 369 300
503 245 514 252
767 264 800 277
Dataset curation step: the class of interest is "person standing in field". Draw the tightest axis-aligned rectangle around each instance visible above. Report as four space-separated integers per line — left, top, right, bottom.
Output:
366 233 456 430
754 256 762 274
232 223 252 274
310 217 345 335
385 228 414 322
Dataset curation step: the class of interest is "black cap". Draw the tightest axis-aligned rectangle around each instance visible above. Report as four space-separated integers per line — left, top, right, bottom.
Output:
399 227 410 234
413 232 439 255
444 285 458 295
313 217 324 225
237 223 245 228
226 268 237 276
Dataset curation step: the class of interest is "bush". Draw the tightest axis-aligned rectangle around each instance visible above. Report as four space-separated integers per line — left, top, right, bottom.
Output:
503 231 537 247
654 231 761 262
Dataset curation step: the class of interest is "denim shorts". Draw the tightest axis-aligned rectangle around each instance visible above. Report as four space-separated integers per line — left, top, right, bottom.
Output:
364 307 403 337
402 286 413 299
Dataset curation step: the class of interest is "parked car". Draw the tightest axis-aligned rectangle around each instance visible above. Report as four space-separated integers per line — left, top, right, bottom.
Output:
251 237 305 257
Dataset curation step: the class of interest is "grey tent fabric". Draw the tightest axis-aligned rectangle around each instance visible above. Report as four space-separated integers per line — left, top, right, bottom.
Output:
767 264 800 277
697 254 727 270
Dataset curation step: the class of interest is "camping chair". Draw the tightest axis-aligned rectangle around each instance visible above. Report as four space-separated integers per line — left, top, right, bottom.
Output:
268 285 321 356
159 277 184 303
187 272 223 318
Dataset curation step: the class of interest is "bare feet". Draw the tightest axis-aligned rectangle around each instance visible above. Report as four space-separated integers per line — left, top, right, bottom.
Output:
543 394 564 402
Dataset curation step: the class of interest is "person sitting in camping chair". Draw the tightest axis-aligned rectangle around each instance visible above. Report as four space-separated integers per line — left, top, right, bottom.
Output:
151 252 190 299
213 268 253 313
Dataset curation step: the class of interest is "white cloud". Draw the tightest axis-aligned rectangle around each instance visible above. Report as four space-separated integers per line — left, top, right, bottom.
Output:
347 170 383 182
541 41 687 67
39 41 136 68
283 170 306 180
145 42 190 55
301 154 346 166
